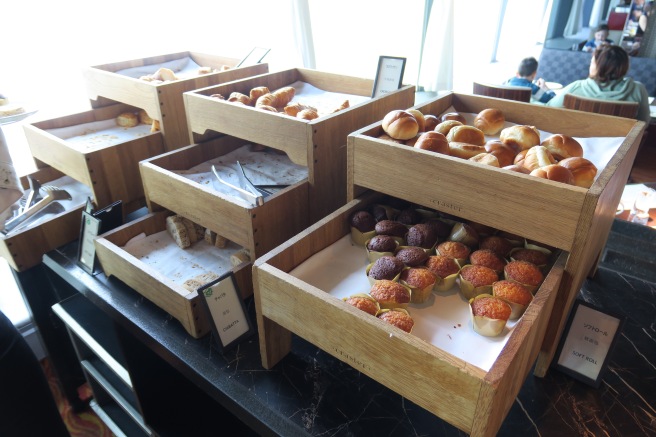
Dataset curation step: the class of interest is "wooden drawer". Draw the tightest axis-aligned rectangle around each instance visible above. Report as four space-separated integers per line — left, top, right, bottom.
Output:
94 210 252 338
253 192 567 436
184 68 416 221
139 135 310 258
84 50 269 151
23 103 165 213
346 92 646 376
0 167 92 272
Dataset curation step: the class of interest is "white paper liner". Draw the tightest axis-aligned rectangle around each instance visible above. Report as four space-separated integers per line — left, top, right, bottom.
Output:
114 57 205 80
285 81 370 117
174 145 309 205
122 230 242 286
290 235 518 372
0 176 92 233
45 119 153 152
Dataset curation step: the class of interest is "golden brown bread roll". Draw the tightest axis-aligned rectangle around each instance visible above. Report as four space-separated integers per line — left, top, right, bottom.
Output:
441 112 466 124
406 109 425 132
382 110 419 140
116 112 138 128
449 142 486 159
558 157 597 188
540 134 583 161
513 149 528 166
446 125 486 146
434 120 463 136
474 108 505 135
423 114 440 131
500 125 541 152
503 164 531 174
469 153 500 167
249 86 270 101
138 109 153 125
414 132 449 154
522 145 557 171
484 140 517 167
228 92 253 106
530 164 574 185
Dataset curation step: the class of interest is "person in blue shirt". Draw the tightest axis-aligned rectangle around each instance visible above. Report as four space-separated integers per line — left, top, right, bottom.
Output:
505 57 556 103
582 24 614 52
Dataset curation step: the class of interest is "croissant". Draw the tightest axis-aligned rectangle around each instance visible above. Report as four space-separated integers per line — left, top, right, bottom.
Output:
256 93 277 107
228 92 253 106
209 94 225 100
272 86 296 107
297 108 319 120
284 102 317 117
257 105 278 113
332 100 350 113
153 67 178 82
249 86 270 101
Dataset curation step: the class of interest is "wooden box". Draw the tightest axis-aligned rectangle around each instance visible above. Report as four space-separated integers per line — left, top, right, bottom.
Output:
0 167 90 272
84 51 269 151
183 68 416 222
94 210 253 338
139 135 310 259
23 103 166 213
346 92 646 376
253 191 567 436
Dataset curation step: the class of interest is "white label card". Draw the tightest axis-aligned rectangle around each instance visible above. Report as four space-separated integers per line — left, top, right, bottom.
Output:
372 56 406 98
202 276 250 347
79 212 101 272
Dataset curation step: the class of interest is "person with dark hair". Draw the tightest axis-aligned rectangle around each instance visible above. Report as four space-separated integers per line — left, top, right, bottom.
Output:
582 24 614 52
0 309 70 436
504 57 556 103
546 45 650 122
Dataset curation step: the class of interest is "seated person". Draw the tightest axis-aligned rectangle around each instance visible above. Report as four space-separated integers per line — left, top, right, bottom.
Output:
505 57 556 103
582 24 613 52
546 45 650 123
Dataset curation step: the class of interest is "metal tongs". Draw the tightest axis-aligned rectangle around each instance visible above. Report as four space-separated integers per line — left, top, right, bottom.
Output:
2 185 72 235
212 162 285 207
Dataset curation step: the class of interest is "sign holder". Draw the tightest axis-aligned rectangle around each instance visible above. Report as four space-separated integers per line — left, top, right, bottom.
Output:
77 198 123 275
371 56 406 98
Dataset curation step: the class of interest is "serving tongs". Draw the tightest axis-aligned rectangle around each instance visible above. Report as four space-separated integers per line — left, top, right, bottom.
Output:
2 186 72 235
212 164 263 206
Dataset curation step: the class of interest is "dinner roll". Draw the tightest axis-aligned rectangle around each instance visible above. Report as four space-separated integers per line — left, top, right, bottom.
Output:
449 142 486 159
441 112 466 124
469 153 500 167
446 125 486 146
484 140 517 167
530 164 574 185
414 131 449 154
474 108 505 135
116 112 138 127
558 157 598 188
500 125 541 152
522 145 557 171
406 109 426 132
382 110 420 140
434 120 463 136
540 134 584 161
424 114 440 131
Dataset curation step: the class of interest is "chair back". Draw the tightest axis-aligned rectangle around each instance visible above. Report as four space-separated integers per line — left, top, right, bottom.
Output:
472 82 532 103
563 94 639 119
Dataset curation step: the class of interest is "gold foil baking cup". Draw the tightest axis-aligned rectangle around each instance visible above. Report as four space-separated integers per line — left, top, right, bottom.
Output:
343 293 381 316
469 294 511 337
366 238 399 263
503 272 540 295
351 227 376 246
492 294 531 320
366 263 402 287
458 269 493 301
371 282 412 310
509 247 548 274
524 241 553 258
377 308 414 333
433 271 459 293
402 275 436 304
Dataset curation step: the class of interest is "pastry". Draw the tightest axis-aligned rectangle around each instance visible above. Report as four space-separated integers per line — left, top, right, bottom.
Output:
367 235 398 253
522 145 557 171
400 267 437 303
116 112 138 128
230 249 251 266
272 86 296 107
469 295 512 336
464 220 496 239
284 102 316 117
138 109 153 125
198 66 214 75
151 120 161 132
492 280 533 320
297 108 319 120
504 260 544 293
350 211 376 232
414 131 449 155
372 204 396 221
367 256 405 281
425 255 460 292
474 108 505 135
469 153 500 167
331 100 350 113
499 125 540 152
406 109 426 132
377 308 414 333
423 114 440 131
440 112 466 124
448 142 486 159
479 235 513 258
540 134 583 160
375 220 408 239
459 264 499 300
434 120 463 136
215 234 228 248
153 67 178 82
470 249 506 274
382 110 419 140
530 164 574 185
228 92 253 106
558 157 597 188
446 125 486 146
436 241 471 263
182 271 219 293
484 140 517 167
396 208 422 225
405 224 438 249
181 218 201 244
509 248 549 267
421 219 452 239
249 86 271 101
369 280 411 309
204 228 217 245
343 294 380 316
395 246 429 267
166 215 191 249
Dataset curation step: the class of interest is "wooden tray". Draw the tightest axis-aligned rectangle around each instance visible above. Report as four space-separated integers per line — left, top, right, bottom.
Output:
84 51 268 150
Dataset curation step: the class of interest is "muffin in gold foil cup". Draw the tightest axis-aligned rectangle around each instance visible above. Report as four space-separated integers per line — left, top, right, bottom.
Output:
424 255 461 293
458 264 498 301
366 256 405 286
400 267 437 304
351 227 377 247
377 308 414 333
369 280 412 310
492 280 533 320
504 260 544 295
469 294 512 337
349 210 377 246
343 293 381 316
365 236 399 263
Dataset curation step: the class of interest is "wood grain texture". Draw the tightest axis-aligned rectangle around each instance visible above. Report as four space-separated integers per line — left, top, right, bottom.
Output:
563 94 639 118
473 82 532 103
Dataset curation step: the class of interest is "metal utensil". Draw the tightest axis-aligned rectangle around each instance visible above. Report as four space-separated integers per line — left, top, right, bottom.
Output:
2 186 72 234
211 165 262 206
23 176 42 212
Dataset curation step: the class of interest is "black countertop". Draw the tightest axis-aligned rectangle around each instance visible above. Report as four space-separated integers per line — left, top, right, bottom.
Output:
42 219 656 436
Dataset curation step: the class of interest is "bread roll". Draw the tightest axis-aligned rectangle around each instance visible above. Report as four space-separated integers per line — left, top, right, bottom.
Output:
484 140 517 167
522 145 557 171
382 110 419 140
503 164 531 174
166 215 191 249
138 109 153 125
474 108 505 135
540 134 583 161
434 120 463 136
116 112 138 128
449 142 486 159
530 164 574 185
514 149 528 166
405 134 421 147
423 114 440 131
272 86 296 107
441 112 466 124
406 109 425 132
469 153 500 167
558 157 597 188
500 125 541 152
446 125 486 146
414 132 449 154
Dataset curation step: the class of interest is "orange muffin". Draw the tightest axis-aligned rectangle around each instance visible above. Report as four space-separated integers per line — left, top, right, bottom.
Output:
369 280 411 309
343 294 380 316
400 267 437 303
510 248 549 266
469 249 506 274
368 256 405 281
460 265 498 288
493 280 532 306
504 260 544 293
479 235 513 258
470 296 512 320
436 241 471 260
425 255 460 278
377 308 414 333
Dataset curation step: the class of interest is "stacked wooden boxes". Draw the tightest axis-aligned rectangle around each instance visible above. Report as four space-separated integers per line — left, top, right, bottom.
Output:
253 92 645 436
94 68 416 338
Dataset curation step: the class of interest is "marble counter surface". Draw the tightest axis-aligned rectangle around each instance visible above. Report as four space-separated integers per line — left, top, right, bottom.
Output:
43 219 656 436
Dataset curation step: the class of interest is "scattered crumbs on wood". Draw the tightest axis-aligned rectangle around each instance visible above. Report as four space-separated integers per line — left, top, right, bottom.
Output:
458 323 461 327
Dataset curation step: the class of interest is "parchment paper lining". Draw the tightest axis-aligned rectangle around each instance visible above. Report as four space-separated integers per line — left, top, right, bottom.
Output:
45 119 153 152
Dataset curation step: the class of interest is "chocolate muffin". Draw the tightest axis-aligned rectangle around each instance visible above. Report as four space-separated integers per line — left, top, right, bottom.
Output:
350 210 376 232
377 309 414 333
372 204 393 222
375 220 408 239
479 235 513 258
436 241 471 260
421 218 452 239
469 249 506 274
369 279 411 308
406 223 438 249
368 256 405 281
367 235 397 253
396 208 422 225
510 248 549 266
395 247 429 267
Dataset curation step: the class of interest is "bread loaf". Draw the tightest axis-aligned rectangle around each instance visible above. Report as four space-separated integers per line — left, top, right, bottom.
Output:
382 110 419 140
166 215 191 249
558 157 597 188
446 125 486 146
530 164 574 185
522 145 557 171
540 134 583 160
448 142 486 159
414 132 449 154
499 125 541 152
474 108 505 135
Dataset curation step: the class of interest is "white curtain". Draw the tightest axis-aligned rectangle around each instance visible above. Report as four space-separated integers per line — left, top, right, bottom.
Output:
588 0 605 28
290 0 316 69
417 0 455 92
564 0 584 37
